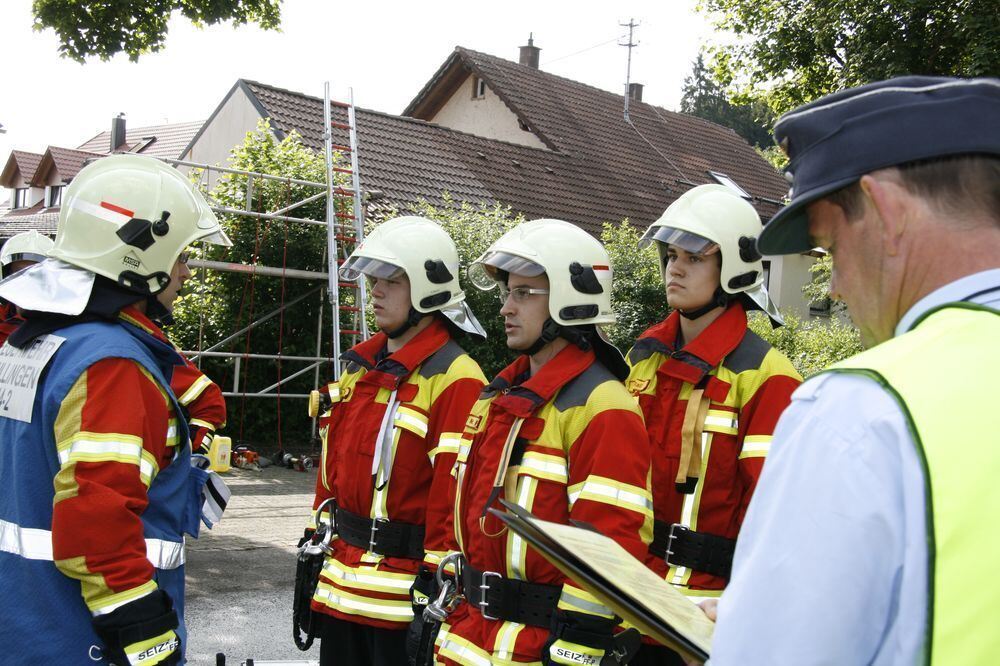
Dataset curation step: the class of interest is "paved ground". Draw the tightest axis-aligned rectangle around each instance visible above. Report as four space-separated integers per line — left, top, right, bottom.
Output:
185 464 321 665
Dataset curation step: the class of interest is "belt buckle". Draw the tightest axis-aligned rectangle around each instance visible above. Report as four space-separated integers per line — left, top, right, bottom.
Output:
665 522 689 566
369 517 387 552
479 570 502 621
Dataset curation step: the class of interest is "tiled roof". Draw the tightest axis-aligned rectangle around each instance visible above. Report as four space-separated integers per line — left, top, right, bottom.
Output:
77 120 204 159
37 147 105 184
239 48 786 236
0 151 44 188
406 48 789 225
0 202 58 239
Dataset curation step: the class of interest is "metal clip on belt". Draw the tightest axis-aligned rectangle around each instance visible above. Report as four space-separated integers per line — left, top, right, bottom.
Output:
334 507 426 559
651 520 736 580
462 563 561 628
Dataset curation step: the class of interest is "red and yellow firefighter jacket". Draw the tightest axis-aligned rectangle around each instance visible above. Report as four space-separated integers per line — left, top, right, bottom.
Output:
436 343 653 665
309 318 486 630
626 302 800 600
0 301 22 346
120 310 227 454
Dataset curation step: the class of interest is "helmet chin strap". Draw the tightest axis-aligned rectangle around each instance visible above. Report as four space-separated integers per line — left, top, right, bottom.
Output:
678 287 730 320
385 306 425 339
523 318 593 356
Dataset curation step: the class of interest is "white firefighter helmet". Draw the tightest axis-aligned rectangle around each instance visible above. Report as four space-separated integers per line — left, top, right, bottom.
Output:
469 219 616 326
469 219 628 378
48 154 231 295
640 184 783 325
1 230 54 277
340 215 485 338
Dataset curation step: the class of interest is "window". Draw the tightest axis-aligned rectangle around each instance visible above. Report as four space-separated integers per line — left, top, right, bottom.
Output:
472 76 486 99
13 188 28 209
708 171 752 200
46 185 63 207
518 119 530 132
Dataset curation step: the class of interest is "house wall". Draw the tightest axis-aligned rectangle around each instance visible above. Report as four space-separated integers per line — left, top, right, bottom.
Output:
183 86 263 179
7 168 44 209
767 253 817 319
429 74 548 149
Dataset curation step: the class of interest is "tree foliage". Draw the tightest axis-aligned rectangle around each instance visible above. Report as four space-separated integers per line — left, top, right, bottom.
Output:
748 310 861 378
600 220 665 350
699 0 1000 115
680 53 775 149
32 0 281 62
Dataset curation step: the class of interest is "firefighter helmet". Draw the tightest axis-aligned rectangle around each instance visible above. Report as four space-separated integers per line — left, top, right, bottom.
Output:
341 216 485 338
1 230 53 277
48 154 231 295
640 184 782 325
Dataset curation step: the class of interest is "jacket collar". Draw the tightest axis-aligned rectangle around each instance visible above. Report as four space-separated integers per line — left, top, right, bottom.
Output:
488 343 596 418
342 318 452 385
638 302 748 384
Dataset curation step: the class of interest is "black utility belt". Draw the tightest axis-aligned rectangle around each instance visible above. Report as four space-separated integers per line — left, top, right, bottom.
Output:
334 507 426 560
461 563 561 628
650 520 736 580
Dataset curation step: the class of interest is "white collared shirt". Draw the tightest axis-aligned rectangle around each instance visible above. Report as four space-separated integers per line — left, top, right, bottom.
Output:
709 270 1000 665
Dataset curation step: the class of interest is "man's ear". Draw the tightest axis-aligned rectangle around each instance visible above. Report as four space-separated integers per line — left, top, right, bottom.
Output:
860 174 909 257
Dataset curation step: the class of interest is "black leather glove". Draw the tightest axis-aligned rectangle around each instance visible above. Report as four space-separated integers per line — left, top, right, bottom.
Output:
297 527 315 549
541 611 641 666
91 590 181 666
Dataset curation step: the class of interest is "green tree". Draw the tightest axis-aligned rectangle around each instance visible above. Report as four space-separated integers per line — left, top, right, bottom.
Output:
748 310 862 377
680 52 775 149
600 220 665 350
699 0 1000 115
32 0 281 62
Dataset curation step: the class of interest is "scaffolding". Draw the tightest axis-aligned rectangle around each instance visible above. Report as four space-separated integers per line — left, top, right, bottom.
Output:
163 83 370 452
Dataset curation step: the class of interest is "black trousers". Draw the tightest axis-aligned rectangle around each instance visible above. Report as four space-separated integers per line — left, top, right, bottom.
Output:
318 615 408 666
629 643 687 665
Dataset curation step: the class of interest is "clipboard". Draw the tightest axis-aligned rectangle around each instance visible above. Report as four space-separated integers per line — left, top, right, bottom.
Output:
490 500 713 663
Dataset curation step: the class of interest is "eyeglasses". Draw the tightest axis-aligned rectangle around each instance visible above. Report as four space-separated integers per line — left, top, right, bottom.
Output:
498 285 550 302
177 251 191 265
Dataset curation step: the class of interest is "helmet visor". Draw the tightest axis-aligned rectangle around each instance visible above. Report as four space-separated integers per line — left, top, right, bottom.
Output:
200 228 233 247
4 252 48 266
467 251 545 291
639 226 718 255
339 255 405 282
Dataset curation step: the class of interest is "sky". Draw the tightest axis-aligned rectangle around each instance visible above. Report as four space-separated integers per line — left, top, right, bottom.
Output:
0 0 718 189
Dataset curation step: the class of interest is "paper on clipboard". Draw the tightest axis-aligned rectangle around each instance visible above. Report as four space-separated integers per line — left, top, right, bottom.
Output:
492 501 714 663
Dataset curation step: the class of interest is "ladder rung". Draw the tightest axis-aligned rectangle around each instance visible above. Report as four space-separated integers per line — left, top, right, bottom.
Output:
340 330 362 336
330 144 352 153
332 167 354 175
329 100 350 109
335 212 356 220
334 234 357 242
332 187 356 195
338 306 361 312
337 281 358 288
330 121 351 130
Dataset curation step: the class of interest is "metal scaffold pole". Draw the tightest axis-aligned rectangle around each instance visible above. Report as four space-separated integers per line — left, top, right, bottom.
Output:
348 87 370 340
324 81 343 380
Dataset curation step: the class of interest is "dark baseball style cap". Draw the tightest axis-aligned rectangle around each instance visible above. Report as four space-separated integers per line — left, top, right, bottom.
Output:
758 76 1000 255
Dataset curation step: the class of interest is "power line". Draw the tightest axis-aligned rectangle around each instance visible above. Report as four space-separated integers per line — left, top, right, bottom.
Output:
541 34 628 66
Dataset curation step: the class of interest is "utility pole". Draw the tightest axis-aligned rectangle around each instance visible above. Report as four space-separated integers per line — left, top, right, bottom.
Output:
620 18 640 121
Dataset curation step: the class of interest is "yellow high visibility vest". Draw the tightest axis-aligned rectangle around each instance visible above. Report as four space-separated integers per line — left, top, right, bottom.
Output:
827 303 1000 665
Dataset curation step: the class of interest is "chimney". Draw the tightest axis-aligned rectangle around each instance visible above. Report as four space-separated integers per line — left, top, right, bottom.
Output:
628 83 644 103
111 113 127 152
519 34 540 69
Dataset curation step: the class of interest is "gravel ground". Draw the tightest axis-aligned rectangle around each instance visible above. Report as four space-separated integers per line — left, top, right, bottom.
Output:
184 464 321 665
